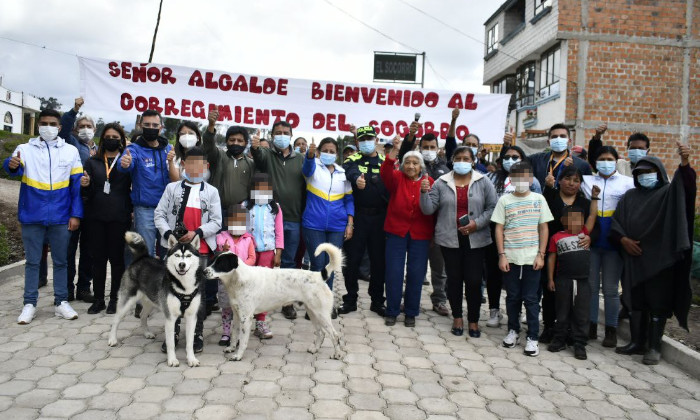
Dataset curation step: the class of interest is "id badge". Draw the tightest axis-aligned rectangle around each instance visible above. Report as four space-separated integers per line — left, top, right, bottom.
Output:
103 181 111 195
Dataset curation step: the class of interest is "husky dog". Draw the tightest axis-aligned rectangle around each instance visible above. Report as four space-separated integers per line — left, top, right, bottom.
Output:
205 243 344 361
108 232 205 367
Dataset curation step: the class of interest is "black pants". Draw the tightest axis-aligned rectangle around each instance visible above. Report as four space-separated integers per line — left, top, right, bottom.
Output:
85 219 129 301
342 211 386 306
540 269 556 329
68 226 92 293
441 236 484 322
631 267 675 319
483 240 502 309
553 277 590 345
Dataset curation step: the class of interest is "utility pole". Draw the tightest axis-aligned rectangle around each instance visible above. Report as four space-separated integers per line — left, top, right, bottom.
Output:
148 0 164 63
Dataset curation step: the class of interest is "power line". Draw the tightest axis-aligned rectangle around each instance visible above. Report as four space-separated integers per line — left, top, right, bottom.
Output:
321 0 449 88
0 36 76 57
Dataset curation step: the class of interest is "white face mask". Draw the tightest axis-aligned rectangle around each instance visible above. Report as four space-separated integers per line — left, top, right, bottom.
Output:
421 150 437 162
179 134 198 149
252 190 273 204
78 128 94 142
513 181 530 193
228 225 247 236
39 126 59 142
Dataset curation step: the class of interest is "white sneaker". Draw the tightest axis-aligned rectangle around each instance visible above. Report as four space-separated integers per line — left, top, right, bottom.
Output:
502 329 519 348
55 301 78 320
18 304 36 324
524 337 539 356
486 308 502 328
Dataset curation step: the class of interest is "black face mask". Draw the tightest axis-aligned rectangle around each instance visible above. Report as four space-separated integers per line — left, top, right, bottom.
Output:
142 127 159 142
227 144 246 157
103 139 121 152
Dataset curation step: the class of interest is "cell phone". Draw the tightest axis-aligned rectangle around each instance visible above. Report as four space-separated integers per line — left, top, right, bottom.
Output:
414 112 421 122
458 214 470 226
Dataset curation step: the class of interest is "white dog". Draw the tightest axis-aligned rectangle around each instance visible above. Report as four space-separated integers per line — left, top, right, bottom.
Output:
205 243 343 361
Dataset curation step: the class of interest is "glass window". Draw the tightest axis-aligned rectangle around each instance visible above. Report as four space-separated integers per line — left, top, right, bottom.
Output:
539 46 560 99
534 0 551 16
515 62 536 108
487 24 499 54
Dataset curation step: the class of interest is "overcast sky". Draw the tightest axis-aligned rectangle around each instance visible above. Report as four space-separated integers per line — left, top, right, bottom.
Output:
0 0 498 135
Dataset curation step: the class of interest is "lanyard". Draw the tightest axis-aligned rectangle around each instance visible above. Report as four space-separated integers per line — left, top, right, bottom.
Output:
104 153 120 180
548 150 569 175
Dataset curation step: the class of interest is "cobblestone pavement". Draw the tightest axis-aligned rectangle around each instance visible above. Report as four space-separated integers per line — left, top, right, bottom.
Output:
1 263 700 420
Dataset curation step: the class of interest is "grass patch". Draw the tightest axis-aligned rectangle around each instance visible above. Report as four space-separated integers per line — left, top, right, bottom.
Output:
0 133 31 181
0 225 10 266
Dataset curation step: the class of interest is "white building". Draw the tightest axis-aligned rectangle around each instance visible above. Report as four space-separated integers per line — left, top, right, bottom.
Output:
0 77 42 136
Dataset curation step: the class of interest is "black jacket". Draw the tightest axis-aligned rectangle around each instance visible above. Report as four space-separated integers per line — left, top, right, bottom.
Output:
82 154 132 222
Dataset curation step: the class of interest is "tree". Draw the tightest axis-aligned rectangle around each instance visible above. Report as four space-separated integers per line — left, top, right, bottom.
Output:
95 118 105 138
162 117 182 141
38 97 62 111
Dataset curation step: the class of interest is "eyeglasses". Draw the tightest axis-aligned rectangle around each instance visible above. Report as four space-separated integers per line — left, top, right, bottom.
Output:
550 134 568 139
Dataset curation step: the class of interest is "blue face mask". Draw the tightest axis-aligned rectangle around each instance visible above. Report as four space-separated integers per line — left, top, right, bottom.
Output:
628 148 647 164
294 146 301 154
320 152 336 166
359 140 375 155
273 134 291 150
183 172 204 184
470 147 478 157
550 138 568 152
502 157 520 173
637 173 658 189
453 162 473 175
596 161 616 176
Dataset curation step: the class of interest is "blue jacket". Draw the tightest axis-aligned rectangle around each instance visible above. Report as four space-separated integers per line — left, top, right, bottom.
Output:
302 156 354 232
529 150 592 188
117 136 173 207
59 109 96 165
3 137 83 224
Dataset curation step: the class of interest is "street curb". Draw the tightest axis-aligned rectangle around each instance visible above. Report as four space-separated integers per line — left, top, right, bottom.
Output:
599 304 700 379
0 259 25 286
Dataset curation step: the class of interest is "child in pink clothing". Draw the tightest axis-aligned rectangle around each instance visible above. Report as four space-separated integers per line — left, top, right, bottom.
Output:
216 205 256 347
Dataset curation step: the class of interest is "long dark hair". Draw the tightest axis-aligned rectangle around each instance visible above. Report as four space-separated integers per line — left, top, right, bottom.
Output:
174 121 202 160
557 165 587 199
494 145 528 195
245 172 280 215
96 123 126 159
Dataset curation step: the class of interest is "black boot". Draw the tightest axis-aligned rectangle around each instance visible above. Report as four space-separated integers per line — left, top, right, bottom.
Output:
602 326 617 348
642 317 666 365
616 311 646 355
588 322 597 340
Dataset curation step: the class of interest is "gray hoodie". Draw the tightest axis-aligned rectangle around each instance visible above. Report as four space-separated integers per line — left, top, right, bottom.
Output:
420 170 498 249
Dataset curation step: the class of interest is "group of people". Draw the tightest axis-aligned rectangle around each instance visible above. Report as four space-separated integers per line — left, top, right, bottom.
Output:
3 97 696 366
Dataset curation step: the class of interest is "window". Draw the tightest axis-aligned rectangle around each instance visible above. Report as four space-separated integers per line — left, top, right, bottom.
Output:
515 62 536 108
3 112 12 125
487 24 499 54
539 46 560 99
534 0 551 16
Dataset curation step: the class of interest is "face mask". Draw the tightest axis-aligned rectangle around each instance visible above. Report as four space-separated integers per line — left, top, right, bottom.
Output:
470 147 478 156
359 140 376 155
596 161 616 176
294 146 302 154
142 127 160 141
78 128 94 142
228 225 247 236
39 126 58 142
453 162 472 175
183 171 204 184
628 148 647 164
273 134 291 150
227 144 245 157
513 181 530 193
502 157 520 173
550 138 568 153
421 150 437 162
103 138 121 152
179 134 197 149
637 173 658 189
252 190 273 205
320 152 336 166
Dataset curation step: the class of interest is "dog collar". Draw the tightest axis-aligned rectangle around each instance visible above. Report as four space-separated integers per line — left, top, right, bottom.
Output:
170 286 200 314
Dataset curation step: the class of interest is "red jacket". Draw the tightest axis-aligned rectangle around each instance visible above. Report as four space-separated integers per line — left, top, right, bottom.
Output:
380 156 435 240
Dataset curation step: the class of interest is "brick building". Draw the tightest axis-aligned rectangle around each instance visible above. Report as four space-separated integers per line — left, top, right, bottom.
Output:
483 0 699 191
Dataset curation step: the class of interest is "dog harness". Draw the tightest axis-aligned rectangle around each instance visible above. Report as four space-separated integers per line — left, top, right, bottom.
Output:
170 286 200 314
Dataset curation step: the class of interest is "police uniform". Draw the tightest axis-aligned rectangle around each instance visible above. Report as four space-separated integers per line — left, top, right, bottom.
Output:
340 151 388 313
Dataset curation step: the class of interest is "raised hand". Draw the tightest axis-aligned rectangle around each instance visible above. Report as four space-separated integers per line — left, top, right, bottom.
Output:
74 97 84 112
167 149 175 163
80 171 90 187
595 123 608 137
408 121 422 137
503 132 514 147
678 141 690 166
356 173 366 190
451 107 460 121
251 129 261 149
208 107 219 127
307 137 317 158
349 124 357 136
420 174 430 193
8 151 21 170
120 148 132 168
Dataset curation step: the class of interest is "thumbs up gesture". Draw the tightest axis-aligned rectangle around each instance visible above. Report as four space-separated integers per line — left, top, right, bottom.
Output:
120 148 132 168
420 174 430 193
678 141 691 166
251 129 261 150
503 132 514 147
356 173 366 190
80 171 90 187
307 137 317 158
8 151 21 170
166 149 175 163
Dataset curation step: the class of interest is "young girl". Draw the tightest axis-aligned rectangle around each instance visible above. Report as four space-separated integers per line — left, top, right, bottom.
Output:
245 173 284 338
216 205 256 347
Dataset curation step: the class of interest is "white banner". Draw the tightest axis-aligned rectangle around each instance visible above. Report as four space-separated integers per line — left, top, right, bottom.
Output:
79 56 510 143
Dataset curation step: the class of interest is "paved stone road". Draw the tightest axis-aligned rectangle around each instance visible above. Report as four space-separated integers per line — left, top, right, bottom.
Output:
0 262 699 419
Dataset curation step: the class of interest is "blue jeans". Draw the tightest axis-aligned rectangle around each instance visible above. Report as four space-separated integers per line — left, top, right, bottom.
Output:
503 264 541 340
303 228 345 290
133 206 158 257
22 224 71 306
588 247 622 327
281 221 301 269
385 233 429 317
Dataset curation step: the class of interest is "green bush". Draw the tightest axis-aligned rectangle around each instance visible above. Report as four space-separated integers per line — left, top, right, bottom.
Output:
0 225 9 266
